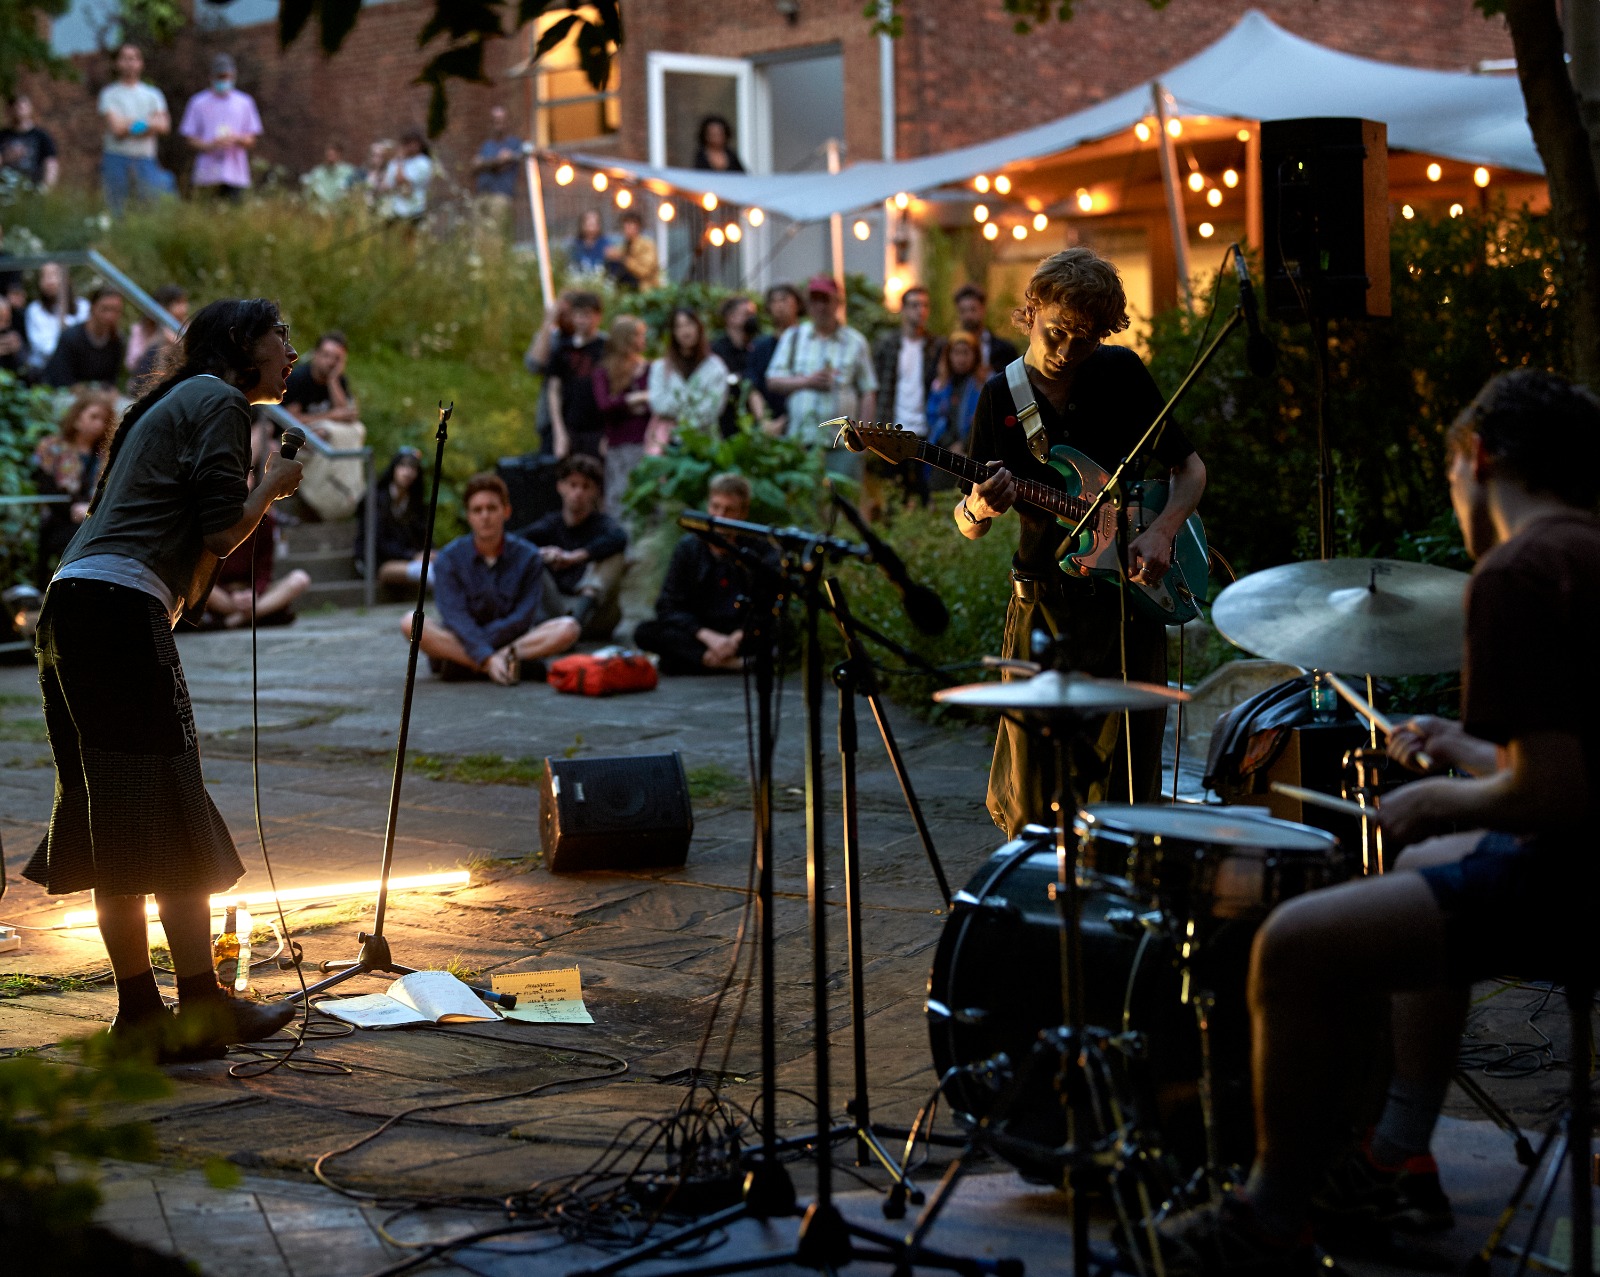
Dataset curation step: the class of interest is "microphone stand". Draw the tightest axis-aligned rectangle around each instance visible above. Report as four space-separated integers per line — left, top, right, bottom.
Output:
286 404 513 1011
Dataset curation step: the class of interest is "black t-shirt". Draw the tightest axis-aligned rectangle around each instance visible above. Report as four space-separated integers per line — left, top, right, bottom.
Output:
0 126 56 185
546 335 606 438
283 365 352 417
42 323 124 389
1463 511 1600 813
964 345 1193 577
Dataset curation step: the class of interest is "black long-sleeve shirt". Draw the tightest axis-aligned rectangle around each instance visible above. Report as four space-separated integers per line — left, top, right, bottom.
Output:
518 510 627 595
651 533 750 634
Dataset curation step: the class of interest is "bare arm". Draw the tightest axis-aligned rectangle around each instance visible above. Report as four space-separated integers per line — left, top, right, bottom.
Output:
1387 715 1502 777
548 377 569 458
42 157 59 189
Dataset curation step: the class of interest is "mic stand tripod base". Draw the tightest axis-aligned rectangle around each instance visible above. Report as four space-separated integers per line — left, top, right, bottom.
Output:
289 931 516 1009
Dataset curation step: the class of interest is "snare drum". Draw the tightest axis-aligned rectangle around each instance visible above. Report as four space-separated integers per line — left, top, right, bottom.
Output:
1076 805 1345 923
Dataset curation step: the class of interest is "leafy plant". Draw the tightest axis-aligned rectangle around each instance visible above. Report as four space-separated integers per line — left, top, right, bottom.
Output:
623 420 832 531
0 371 61 590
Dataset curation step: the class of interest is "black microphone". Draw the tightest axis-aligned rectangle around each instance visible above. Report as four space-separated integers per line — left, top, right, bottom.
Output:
279 426 307 460
1233 247 1278 378
830 491 949 636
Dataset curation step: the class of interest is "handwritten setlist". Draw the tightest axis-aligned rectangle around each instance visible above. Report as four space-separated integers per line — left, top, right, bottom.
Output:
491 967 594 1024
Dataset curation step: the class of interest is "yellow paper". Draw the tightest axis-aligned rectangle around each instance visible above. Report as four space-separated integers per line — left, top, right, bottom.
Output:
490 967 594 1024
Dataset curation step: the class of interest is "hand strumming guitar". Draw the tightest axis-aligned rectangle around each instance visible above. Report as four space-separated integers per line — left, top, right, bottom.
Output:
956 460 1016 538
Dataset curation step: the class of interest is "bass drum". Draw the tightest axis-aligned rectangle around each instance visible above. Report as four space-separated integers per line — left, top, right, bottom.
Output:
926 828 1258 1182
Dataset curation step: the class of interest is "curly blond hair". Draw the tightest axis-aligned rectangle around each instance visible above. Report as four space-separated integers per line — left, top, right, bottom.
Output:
1011 247 1130 337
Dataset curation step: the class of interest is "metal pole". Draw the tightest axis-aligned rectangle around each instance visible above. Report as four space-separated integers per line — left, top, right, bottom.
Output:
525 151 556 312
826 138 846 312
362 452 377 609
1152 82 1191 303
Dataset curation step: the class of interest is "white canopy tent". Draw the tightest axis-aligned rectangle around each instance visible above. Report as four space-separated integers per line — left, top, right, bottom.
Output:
568 9 1540 225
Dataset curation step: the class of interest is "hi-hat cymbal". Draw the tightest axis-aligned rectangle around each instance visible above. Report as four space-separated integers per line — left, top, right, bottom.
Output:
935 670 1189 715
1211 557 1469 676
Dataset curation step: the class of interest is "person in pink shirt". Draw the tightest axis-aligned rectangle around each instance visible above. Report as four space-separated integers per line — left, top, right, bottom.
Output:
179 53 261 199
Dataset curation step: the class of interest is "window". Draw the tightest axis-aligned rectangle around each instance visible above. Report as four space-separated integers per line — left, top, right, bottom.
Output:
533 11 621 147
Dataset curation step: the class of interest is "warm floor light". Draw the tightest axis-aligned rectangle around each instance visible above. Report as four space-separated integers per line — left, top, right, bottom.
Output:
57 871 473 930
554 163 574 186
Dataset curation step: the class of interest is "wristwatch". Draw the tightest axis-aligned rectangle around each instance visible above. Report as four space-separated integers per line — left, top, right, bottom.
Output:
959 497 990 526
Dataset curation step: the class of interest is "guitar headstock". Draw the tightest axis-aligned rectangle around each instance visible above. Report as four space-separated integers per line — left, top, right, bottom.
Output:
825 417 920 465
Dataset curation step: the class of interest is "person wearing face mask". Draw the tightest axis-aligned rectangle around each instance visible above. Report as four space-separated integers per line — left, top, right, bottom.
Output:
179 54 261 200
956 247 1206 834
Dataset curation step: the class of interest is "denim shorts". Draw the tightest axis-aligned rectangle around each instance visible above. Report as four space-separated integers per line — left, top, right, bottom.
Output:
1418 832 1594 983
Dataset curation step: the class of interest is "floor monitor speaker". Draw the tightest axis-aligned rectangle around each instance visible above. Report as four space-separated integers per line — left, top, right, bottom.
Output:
541 753 694 872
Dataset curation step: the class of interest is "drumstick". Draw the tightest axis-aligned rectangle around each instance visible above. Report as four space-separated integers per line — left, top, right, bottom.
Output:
1323 672 1434 771
1270 782 1376 822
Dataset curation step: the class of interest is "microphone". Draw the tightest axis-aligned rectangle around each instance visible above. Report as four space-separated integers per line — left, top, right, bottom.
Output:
279 426 308 460
1233 247 1278 378
830 491 949 636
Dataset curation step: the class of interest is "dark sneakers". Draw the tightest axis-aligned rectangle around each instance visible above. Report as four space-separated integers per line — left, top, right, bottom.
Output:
1158 1195 1346 1277
1312 1143 1454 1235
106 1007 225 1064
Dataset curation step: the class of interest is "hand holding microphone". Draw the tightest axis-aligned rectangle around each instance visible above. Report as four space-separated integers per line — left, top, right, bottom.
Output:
263 426 306 500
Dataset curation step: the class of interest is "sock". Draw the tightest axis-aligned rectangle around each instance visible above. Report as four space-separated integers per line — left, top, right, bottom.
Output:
1369 1075 1448 1168
1242 1164 1312 1241
115 968 164 1021
176 970 225 1005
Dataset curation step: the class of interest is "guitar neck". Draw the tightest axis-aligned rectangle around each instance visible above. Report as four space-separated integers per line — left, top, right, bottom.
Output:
916 439 1092 522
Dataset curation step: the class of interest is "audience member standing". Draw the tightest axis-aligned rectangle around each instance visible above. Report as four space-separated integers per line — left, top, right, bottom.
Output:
693 116 744 172
711 295 760 437
126 284 187 380
569 209 611 275
764 275 877 449
301 142 359 207
473 105 520 200
32 390 114 585
604 210 659 291
0 95 59 191
179 55 260 200
954 283 1019 372
42 288 125 390
525 291 576 457
647 308 729 450
545 291 606 459
98 42 173 214
24 261 87 374
870 285 941 507
922 330 987 493
379 132 433 223
591 314 651 512
748 283 800 434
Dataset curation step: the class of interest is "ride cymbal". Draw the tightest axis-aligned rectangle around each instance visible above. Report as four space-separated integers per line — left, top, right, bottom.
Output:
935 670 1188 715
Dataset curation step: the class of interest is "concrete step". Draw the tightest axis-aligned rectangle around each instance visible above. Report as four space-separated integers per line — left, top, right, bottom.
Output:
279 516 359 556
300 578 367 611
279 544 360 586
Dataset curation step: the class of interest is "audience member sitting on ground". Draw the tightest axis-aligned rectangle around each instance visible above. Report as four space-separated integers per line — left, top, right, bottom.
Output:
283 329 365 520
203 504 309 629
647 307 729 450
24 261 88 373
634 473 760 674
401 473 579 685
126 284 188 381
356 445 431 588
518 454 626 641
591 313 651 512
42 287 125 389
33 390 115 585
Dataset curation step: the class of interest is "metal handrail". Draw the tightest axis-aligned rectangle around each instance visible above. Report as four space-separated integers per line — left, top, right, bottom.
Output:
2 249 378 606
0 494 71 507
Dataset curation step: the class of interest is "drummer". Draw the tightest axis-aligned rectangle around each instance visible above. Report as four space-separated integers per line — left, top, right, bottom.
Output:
955 248 1206 832
1163 367 1600 1273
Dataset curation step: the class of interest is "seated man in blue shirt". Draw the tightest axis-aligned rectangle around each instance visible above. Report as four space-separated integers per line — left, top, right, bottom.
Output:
401 473 579 684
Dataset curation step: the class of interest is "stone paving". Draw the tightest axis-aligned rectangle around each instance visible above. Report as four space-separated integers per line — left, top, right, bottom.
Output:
0 605 1577 1275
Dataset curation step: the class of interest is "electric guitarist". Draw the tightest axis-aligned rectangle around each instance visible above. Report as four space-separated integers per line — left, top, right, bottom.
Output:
955 247 1207 834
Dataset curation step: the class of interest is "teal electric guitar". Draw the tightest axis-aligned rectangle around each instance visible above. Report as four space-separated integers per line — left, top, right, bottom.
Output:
838 419 1209 624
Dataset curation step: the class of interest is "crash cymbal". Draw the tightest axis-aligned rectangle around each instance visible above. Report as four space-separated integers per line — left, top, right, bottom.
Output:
935 670 1189 715
1211 557 1469 676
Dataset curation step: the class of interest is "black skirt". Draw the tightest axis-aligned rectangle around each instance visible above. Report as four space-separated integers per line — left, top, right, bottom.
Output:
23 578 243 897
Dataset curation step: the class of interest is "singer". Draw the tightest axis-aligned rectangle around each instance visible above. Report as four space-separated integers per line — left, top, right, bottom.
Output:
22 298 304 1059
954 248 1206 834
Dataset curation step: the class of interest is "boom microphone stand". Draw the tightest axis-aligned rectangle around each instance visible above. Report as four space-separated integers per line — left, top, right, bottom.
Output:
286 404 513 1011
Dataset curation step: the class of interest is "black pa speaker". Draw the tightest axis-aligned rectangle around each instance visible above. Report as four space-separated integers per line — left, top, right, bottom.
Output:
497 453 561 534
1260 117 1391 322
541 753 694 872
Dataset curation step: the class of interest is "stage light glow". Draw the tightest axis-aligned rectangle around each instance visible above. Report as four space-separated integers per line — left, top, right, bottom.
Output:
974 174 990 193
701 192 719 211
1134 121 1152 142
1033 213 1048 231
982 221 999 241
973 204 989 222
1012 224 1027 240
1427 162 1443 182
615 188 632 209
994 174 1012 195
852 219 871 241
1167 118 1183 138
1198 221 1215 238
1076 189 1093 212
726 222 742 243
1474 166 1490 187
708 226 726 247
1449 202 1464 218
554 163 574 186
894 191 910 210
56 871 474 930
592 172 608 192
1402 204 1415 219
1206 188 1223 207
1186 172 1204 193
1223 168 1239 188
658 202 675 222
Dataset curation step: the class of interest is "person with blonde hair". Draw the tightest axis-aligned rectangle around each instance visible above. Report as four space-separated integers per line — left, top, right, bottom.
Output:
955 247 1207 833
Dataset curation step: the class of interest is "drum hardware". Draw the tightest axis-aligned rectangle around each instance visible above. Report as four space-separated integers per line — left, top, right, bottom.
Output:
1340 745 1389 874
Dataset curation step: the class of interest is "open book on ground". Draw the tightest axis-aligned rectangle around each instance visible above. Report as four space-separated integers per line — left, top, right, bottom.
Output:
316 970 500 1029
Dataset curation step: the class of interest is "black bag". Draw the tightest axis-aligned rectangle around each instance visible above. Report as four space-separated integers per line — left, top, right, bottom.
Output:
1202 673 1355 793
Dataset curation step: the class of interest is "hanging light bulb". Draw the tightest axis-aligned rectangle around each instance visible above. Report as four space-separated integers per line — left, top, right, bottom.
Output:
1166 118 1183 137
1427 162 1443 182
1186 172 1204 193
1401 204 1415 219
1198 221 1215 238
1449 203 1464 218
701 192 719 211
708 226 726 247
747 207 765 226
592 172 608 192
615 188 632 209
1206 188 1223 207
852 219 871 241
554 163 574 186
893 191 910 210
1012 224 1027 240
658 201 675 222
1076 189 1093 213
974 174 990 193
1473 166 1490 188
1222 168 1239 188
994 174 1011 195
726 222 742 243
1134 120 1152 142
1032 212 1048 231
982 221 999 241
973 204 989 223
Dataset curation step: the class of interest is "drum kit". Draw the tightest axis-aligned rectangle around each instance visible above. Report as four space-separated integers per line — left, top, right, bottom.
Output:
912 557 1471 1270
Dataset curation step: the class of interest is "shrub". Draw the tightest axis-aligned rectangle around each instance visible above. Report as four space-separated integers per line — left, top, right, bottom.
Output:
0 372 62 590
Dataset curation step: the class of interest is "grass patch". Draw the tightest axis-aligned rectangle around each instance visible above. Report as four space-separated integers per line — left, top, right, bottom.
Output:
442 954 482 983
410 752 545 786
0 973 97 998
686 762 742 809
0 696 45 742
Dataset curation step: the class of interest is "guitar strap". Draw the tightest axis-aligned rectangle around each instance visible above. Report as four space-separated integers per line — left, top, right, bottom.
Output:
1004 358 1051 464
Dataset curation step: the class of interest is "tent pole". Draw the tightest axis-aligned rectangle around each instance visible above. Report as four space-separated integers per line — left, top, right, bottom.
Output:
827 137 846 315
1245 123 1263 254
1152 82 1191 305
525 150 556 313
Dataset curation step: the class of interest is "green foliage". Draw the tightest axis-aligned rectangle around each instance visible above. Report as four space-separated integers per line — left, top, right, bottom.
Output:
845 273 897 346
1144 206 1569 579
0 1036 167 1238
410 752 546 785
622 422 832 530
630 280 744 350
0 0 72 102
119 0 188 45
0 371 61 590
